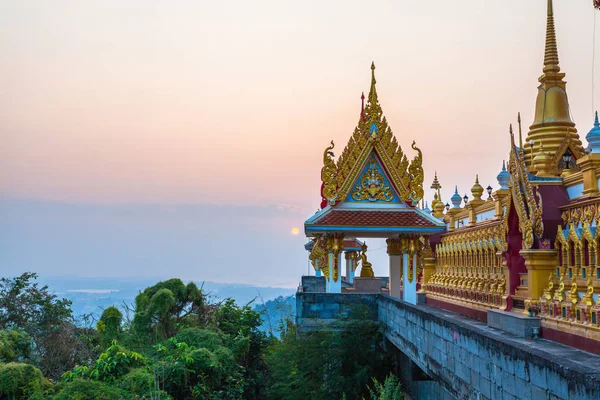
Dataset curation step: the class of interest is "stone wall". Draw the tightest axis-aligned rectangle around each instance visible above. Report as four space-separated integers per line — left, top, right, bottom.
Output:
378 295 600 400
300 276 326 293
295 292 600 399
295 292 378 335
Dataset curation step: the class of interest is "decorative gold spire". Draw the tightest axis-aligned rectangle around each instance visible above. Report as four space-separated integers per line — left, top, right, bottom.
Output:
523 0 584 174
517 112 523 153
365 62 382 126
471 175 484 202
543 0 560 74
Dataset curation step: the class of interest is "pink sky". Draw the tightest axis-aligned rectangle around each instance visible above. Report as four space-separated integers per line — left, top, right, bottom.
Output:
1 1 599 284
1 1 598 208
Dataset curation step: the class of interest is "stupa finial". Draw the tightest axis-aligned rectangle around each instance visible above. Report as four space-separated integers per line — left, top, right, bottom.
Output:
543 0 560 74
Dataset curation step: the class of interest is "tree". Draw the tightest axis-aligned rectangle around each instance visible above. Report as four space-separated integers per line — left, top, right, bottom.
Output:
0 329 32 363
97 306 123 346
132 279 208 340
0 273 91 379
0 362 49 399
365 375 404 400
265 316 394 400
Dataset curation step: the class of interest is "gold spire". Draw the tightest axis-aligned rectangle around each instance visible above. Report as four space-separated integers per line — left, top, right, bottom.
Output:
365 62 382 124
517 112 523 153
523 0 584 174
543 0 560 74
470 175 484 202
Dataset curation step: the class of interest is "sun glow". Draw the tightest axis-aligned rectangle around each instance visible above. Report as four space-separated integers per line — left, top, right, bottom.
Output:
291 227 299 235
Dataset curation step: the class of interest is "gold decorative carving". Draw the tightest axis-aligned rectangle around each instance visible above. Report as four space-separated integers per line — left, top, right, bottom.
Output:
386 238 403 255
581 277 595 306
321 141 338 205
568 281 580 304
351 158 394 202
333 63 424 206
408 141 424 203
507 126 544 249
553 275 565 302
542 273 555 300
309 236 327 273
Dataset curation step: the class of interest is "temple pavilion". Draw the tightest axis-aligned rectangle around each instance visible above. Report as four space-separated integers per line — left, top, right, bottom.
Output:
303 0 600 354
304 63 445 302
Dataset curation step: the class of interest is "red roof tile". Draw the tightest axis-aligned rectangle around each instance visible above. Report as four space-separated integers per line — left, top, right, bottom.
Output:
313 210 438 228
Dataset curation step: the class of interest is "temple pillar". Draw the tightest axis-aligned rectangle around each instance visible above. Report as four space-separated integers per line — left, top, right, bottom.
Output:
325 251 335 292
421 235 434 291
423 257 436 291
345 251 356 284
403 252 418 304
387 238 403 299
577 154 600 196
493 189 509 218
520 249 558 301
325 234 343 293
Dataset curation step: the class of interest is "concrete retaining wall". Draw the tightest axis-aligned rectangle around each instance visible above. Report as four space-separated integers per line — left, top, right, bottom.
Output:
378 295 600 400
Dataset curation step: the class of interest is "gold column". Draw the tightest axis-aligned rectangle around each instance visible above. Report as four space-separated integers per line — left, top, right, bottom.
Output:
421 236 435 290
577 154 600 196
520 249 558 300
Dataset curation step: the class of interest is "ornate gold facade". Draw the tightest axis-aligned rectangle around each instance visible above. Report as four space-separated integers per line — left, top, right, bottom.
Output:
421 1 600 347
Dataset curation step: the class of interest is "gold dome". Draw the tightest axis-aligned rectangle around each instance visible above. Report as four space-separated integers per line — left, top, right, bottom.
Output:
470 175 484 202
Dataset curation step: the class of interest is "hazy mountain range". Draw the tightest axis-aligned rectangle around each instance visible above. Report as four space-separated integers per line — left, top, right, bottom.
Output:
38 276 297 321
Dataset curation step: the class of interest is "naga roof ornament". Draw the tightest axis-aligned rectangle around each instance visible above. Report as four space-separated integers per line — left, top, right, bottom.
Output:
507 124 544 249
319 63 424 207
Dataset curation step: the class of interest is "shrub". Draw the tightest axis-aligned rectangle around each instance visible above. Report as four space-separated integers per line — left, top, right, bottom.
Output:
0 362 49 399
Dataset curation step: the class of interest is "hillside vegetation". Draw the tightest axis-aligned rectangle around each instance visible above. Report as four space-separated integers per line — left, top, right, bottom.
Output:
0 273 402 399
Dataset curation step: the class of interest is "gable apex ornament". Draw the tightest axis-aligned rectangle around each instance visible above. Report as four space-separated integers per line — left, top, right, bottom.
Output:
321 63 425 207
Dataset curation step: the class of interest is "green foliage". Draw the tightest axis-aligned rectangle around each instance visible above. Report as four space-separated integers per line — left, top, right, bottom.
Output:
0 273 92 380
132 279 208 340
51 379 131 400
0 330 31 363
117 368 173 399
265 317 394 400
62 341 146 383
0 362 49 399
1 275 401 400
175 327 224 351
365 374 404 400
98 306 123 346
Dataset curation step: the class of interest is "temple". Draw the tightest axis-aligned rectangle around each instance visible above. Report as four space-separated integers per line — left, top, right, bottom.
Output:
302 0 600 354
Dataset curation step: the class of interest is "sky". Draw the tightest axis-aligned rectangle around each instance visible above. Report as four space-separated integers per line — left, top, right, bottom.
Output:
1 0 599 286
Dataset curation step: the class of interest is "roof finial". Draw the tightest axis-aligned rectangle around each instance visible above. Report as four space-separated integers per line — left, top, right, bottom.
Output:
543 0 560 74
360 92 365 121
518 112 523 152
595 111 599 127
368 62 378 103
509 123 517 150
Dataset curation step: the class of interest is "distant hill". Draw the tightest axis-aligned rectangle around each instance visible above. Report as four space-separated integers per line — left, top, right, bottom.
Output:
38 276 296 322
253 295 296 337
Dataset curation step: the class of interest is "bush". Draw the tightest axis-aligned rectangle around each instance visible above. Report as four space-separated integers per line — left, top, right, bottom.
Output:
0 330 31 363
0 362 49 399
51 379 131 400
118 368 173 399
366 374 404 400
